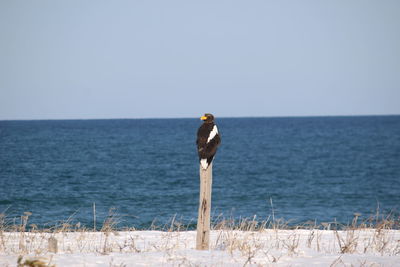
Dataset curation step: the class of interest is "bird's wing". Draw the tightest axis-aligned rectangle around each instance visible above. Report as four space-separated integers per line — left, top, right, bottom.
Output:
207 125 219 143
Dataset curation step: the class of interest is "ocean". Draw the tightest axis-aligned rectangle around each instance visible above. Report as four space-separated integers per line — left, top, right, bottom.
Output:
0 116 399 229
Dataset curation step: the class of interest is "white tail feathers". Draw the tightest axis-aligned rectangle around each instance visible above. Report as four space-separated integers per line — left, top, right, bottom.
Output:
200 159 208 169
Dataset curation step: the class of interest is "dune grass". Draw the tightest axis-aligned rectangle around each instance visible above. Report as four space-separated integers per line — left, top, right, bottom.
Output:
1 208 399 266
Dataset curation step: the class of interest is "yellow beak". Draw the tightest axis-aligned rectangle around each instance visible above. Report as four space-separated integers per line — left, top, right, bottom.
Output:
200 116 207 121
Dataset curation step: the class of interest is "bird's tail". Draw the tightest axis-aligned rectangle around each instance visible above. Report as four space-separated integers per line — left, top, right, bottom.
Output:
200 159 208 170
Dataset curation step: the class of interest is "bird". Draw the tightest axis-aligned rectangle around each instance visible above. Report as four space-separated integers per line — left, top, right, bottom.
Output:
196 113 221 170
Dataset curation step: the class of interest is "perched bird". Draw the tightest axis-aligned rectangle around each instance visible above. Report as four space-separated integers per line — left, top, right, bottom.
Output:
196 113 221 170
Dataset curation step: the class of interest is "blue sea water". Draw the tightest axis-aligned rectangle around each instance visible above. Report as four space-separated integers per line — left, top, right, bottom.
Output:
0 116 399 229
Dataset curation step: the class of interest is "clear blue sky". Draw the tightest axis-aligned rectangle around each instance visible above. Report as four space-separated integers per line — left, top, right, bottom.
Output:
0 0 399 120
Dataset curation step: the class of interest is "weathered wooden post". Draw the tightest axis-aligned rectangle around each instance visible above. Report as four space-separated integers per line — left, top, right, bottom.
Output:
196 113 220 250
48 236 58 253
196 163 212 250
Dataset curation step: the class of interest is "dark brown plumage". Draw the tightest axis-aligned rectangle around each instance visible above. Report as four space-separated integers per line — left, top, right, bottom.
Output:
196 113 221 169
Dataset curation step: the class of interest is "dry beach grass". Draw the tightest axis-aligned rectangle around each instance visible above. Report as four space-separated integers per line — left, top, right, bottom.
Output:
1 210 400 266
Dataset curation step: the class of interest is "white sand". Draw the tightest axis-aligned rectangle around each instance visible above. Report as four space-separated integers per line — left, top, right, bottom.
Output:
1 229 399 266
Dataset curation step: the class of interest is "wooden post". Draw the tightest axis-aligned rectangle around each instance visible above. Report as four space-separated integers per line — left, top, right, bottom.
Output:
48 237 58 253
93 202 96 231
196 163 212 250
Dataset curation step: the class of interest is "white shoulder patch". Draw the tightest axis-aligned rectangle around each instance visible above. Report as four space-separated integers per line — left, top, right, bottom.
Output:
200 159 208 169
207 125 218 143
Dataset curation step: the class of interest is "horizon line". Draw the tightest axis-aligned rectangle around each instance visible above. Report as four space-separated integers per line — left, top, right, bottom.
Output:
1 113 399 122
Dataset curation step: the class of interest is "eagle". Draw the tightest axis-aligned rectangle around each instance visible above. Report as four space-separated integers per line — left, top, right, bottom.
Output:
196 113 221 170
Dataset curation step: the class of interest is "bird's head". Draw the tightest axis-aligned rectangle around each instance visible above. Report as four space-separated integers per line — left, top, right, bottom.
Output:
200 113 215 123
